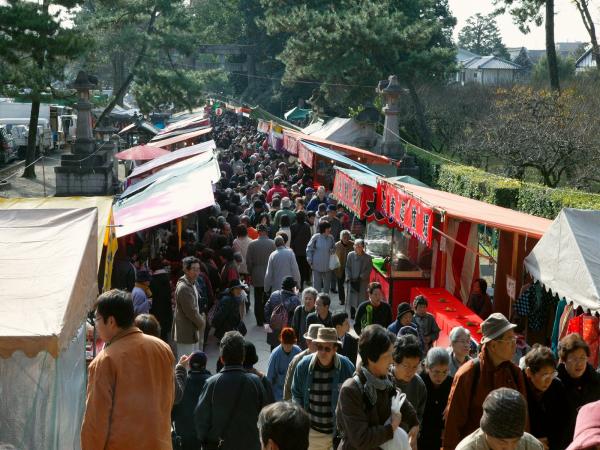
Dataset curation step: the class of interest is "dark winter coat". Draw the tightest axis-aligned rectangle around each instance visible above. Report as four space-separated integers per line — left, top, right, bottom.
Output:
418 372 452 450
172 368 212 446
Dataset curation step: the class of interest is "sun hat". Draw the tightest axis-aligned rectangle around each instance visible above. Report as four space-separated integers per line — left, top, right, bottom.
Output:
303 323 324 341
480 312 517 344
480 388 526 439
313 327 342 345
566 399 600 450
396 302 414 320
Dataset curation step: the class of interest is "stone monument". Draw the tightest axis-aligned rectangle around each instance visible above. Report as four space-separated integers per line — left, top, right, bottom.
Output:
55 71 114 196
376 75 418 177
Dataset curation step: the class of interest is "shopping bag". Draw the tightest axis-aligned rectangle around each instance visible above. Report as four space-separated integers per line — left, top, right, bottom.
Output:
329 253 341 270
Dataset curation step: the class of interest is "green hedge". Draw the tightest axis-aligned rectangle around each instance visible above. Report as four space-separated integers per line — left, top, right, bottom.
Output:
405 144 600 219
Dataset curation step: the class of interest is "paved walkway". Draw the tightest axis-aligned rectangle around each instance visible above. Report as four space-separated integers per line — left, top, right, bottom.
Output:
0 155 59 198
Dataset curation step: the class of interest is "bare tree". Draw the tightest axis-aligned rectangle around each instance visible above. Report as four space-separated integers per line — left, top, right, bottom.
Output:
572 0 600 71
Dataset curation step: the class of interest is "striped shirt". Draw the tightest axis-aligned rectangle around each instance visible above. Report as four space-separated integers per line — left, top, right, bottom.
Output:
308 362 334 434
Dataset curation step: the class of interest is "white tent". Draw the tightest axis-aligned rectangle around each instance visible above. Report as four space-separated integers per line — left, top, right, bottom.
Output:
524 208 600 311
301 117 381 148
0 207 98 449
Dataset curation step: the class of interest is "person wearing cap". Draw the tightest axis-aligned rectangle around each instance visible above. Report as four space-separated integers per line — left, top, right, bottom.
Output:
522 344 570 450
443 313 528 450
267 177 289 203
388 302 416 334
172 351 212 450
267 328 302 401
132 270 152 315
212 279 246 340
304 186 315 208
274 197 296 232
264 276 301 350
283 323 324 401
566 399 600 450
336 324 420 450
291 327 355 450
456 388 543 450
264 236 301 295
354 282 393 335
174 257 207 356
246 225 276 326
345 240 373 320
244 340 275 405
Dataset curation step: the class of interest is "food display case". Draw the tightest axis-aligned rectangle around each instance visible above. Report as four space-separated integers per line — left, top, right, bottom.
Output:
365 221 431 317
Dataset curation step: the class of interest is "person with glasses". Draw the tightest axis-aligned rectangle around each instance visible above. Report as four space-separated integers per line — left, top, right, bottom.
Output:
291 327 355 450
419 347 453 450
391 334 428 424
523 344 570 450
443 313 527 450
557 333 600 443
448 326 473 376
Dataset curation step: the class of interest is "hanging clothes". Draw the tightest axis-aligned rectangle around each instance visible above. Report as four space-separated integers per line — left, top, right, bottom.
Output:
567 314 600 367
515 282 558 331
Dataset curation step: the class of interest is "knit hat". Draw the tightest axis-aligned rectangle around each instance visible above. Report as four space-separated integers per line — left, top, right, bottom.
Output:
243 341 259 368
189 351 207 371
396 302 414 320
480 388 526 439
135 270 151 283
567 400 600 450
481 312 517 344
282 276 297 291
303 323 324 341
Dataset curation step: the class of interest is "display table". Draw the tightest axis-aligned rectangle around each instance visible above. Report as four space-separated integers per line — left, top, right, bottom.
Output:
371 262 430 319
410 287 483 347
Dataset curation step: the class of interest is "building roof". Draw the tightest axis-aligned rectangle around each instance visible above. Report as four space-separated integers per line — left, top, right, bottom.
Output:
462 55 523 70
457 48 481 62
576 47 593 66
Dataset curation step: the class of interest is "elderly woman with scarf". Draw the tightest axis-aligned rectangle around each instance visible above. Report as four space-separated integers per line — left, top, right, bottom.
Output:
336 325 420 450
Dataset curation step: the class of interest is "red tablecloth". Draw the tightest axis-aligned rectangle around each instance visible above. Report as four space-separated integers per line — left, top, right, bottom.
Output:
410 287 483 347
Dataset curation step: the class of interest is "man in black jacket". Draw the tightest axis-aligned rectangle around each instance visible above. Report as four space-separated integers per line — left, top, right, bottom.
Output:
195 331 267 450
332 312 358 366
290 211 312 289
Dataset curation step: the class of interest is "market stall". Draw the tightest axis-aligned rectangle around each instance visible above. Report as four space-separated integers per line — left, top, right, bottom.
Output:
0 207 98 450
371 177 552 343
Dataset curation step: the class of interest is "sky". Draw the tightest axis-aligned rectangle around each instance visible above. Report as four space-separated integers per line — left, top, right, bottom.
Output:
448 0 597 49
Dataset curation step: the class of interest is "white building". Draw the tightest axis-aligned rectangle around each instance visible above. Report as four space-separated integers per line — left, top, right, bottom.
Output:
575 48 597 73
455 50 524 86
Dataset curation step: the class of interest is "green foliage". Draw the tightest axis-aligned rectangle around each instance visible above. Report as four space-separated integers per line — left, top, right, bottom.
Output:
260 0 457 113
457 13 509 59
406 145 600 218
531 54 576 85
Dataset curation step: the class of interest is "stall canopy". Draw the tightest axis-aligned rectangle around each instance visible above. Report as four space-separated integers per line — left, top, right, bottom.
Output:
115 145 170 161
0 196 113 266
300 141 383 174
524 208 600 312
156 113 209 136
250 106 302 131
284 107 311 122
148 127 213 148
118 121 158 135
0 208 98 358
127 139 216 181
302 117 380 148
113 151 219 237
381 180 551 239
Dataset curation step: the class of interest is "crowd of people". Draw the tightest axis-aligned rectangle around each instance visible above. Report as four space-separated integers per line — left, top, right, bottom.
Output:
81 115 600 450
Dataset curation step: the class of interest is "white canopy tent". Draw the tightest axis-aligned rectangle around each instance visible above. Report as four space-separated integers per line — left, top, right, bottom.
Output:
0 207 98 449
301 117 381 148
524 208 600 312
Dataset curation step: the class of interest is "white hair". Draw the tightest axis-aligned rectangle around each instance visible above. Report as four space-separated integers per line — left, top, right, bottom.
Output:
449 326 471 343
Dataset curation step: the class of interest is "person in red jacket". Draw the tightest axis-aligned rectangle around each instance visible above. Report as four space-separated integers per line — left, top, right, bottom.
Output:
266 177 289 203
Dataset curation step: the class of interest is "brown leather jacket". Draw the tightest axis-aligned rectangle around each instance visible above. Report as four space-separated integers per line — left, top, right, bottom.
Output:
442 346 528 449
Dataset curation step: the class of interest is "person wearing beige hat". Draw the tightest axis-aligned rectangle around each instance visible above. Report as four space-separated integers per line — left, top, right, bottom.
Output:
283 323 324 401
443 313 528 450
292 327 355 450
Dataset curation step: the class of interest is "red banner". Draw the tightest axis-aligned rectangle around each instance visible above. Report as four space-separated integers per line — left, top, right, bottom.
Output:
298 141 314 168
332 169 376 219
283 133 299 155
376 179 434 247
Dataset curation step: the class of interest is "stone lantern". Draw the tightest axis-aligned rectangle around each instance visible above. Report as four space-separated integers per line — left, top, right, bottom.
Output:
376 75 404 158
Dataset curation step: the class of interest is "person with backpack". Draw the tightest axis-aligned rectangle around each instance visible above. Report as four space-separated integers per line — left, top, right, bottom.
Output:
443 313 527 449
264 276 301 351
336 325 420 450
266 328 302 401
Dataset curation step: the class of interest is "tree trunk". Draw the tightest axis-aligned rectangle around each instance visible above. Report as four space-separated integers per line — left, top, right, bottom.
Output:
22 95 40 178
111 52 127 107
96 6 159 128
406 80 432 150
574 0 600 71
545 0 560 91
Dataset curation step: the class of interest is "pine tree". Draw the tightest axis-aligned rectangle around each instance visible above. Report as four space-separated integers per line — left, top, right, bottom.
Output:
458 13 509 59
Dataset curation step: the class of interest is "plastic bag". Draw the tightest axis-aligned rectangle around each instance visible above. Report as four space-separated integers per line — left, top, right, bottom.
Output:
380 391 410 450
329 253 341 270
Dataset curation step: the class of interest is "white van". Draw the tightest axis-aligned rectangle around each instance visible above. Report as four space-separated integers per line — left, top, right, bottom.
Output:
0 118 52 153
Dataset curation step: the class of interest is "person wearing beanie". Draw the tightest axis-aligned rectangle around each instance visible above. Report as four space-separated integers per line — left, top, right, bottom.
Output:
456 388 543 449
266 328 302 401
172 351 212 450
243 341 275 405
443 313 528 450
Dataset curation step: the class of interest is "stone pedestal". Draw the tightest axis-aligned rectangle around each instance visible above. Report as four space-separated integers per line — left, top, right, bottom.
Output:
54 71 114 196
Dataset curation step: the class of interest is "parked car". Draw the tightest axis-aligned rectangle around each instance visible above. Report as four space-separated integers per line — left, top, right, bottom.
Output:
0 126 17 164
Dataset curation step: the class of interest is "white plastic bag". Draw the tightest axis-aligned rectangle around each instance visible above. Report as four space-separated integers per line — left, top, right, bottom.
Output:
380 391 410 450
329 253 341 270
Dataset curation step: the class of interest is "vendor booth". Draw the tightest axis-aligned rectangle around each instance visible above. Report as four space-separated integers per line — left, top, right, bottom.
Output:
0 207 99 450
369 177 551 345
524 208 600 362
